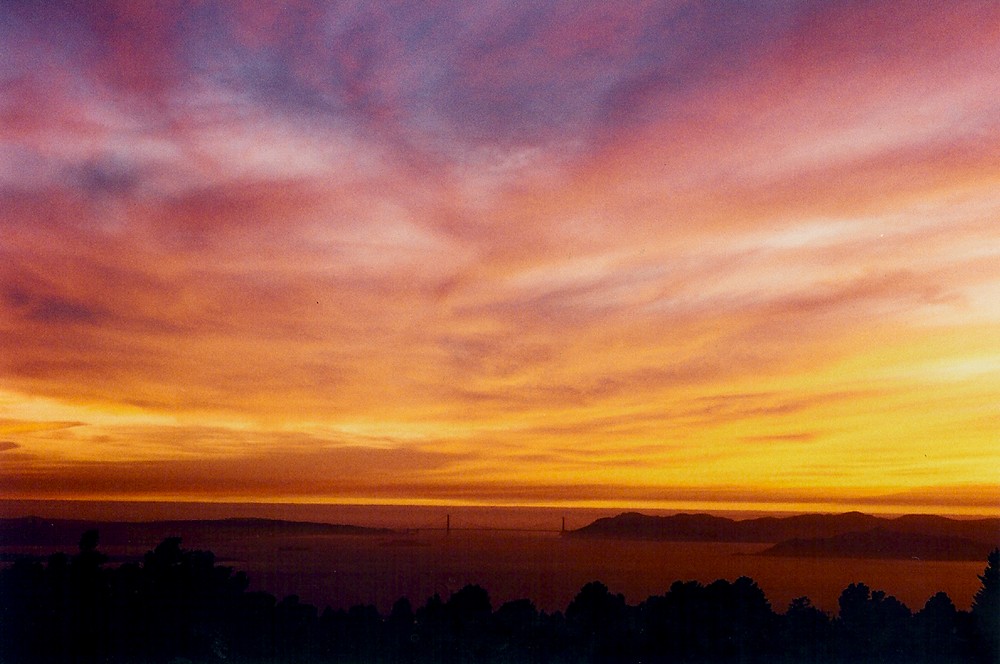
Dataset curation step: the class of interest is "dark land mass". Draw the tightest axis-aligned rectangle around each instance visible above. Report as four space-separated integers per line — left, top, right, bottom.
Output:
566 511 1000 560
0 516 396 551
1 529 998 663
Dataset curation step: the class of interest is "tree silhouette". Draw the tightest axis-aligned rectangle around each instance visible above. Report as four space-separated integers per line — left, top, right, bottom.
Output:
708 576 776 659
1 533 997 663
70 528 111 661
913 591 966 662
972 548 1000 663
636 577 778 663
566 581 633 662
385 595 417 659
781 596 832 662
493 598 543 662
836 582 912 660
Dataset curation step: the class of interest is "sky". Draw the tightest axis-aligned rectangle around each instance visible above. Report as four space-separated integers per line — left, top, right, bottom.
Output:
1 1 998 515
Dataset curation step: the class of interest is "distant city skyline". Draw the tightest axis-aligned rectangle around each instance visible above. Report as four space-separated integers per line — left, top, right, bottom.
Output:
1 1 998 514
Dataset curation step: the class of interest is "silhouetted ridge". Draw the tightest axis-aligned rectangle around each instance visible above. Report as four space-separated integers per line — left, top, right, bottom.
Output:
566 511 1000 557
734 511 884 541
0 516 396 548
573 512 740 541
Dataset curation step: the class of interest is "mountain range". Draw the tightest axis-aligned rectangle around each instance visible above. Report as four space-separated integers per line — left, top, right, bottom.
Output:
0 516 395 550
565 511 1000 560
2 512 997 562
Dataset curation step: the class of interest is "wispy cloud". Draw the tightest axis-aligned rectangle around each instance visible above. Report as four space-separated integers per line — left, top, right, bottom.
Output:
1 1 998 509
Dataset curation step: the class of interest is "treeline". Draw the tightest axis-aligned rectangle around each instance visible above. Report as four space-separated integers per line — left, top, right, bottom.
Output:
1 531 997 663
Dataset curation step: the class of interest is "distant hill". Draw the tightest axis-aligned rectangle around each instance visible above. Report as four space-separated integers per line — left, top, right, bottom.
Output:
565 511 880 542
758 528 994 561
0 516 396 549
565 511 1000 560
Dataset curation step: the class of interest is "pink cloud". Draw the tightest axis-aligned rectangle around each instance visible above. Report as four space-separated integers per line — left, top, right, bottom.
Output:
2 1 998 506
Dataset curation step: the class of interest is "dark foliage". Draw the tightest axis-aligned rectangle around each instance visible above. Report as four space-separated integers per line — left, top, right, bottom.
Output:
0 533 997 663
837 582 916 662
781 596 834 662
972 548 1000 663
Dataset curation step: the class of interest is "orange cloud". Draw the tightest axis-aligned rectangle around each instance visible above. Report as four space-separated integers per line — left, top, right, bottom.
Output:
1 1 998 512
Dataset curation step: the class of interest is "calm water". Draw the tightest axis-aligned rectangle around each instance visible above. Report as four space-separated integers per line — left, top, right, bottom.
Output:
193 531 984 615
0 500 987 615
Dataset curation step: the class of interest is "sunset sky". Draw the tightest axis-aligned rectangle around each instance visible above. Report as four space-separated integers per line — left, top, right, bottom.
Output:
2 1 998 515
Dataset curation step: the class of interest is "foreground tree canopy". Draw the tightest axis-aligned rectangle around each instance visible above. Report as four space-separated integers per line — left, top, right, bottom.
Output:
0 532 997 663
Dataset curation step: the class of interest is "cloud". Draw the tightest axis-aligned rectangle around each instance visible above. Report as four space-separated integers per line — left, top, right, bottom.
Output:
0 419 85 435
70 155 147 200
0 441 20 452
5 288 109 326
738 433 821 444
0 1 998 508
0 443 476 498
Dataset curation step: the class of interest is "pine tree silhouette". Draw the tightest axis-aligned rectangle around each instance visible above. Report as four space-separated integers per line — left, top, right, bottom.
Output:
972 548 1000 663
